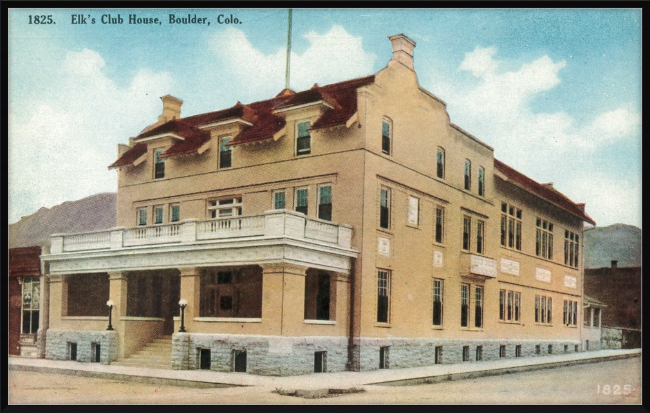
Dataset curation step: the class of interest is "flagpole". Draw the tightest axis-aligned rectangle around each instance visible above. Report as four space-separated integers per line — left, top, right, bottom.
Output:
285 9 292 90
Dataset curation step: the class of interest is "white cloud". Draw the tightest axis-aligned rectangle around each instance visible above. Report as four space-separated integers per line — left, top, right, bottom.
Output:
8 47 173 223
209 25 376 99
459 46 498 78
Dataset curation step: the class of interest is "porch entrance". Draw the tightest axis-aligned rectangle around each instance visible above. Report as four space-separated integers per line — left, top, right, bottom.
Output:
127 270 180 335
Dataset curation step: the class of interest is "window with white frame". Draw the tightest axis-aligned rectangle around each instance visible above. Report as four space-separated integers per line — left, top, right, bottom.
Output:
478 166 485 197
21 277 40 335
535 295 553 324
565 230 579 268
295 187 308 215
536 218 554 260
476 220 485 254
382 119 391 155
154 149 165 179
436 147 445 179
208 197 242 218
462 215 471 251
407 196 419 226
219 136 232 169
296 121 311 156
432 279 444 326
154 205 164 224
563 299 578 326
170 203 180 222
137 207 147 226
464 159 471 190
501 203 522 250
499 289 521 323
273 190 286 210
318 184 332 221
435 206 445 244
380 186 391 229
377 270 391 323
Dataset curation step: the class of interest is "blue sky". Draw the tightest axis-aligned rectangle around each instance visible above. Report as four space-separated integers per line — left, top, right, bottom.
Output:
8 8 641 228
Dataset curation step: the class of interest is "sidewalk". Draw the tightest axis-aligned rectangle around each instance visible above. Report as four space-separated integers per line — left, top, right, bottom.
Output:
9 349 641 393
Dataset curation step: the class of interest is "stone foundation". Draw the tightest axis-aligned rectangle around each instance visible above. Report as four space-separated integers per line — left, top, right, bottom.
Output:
172 334 348 376
45 330 118 365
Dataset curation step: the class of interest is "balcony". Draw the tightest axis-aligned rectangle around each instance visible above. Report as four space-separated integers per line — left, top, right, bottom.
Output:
44 210 356 276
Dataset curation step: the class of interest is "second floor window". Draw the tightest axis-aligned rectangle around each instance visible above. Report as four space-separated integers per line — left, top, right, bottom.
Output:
435 206 445 244
273 190 286 210
377 270 391 323
536 218 554 260
501 203 522 250
433 279 444 326
462 215 471 251
208 198 242 218
476 220 485 254
170 203 180 222
436 147 445 179
154 205 163 224
382 119 391 155
380 187 391 229
296 121 311 156
464 159 471 190
154 149 165 179
295 187 308 215
565 230 579 268
137 207 147 226
318 185 332 221
219 137 232 169
478 166 485 196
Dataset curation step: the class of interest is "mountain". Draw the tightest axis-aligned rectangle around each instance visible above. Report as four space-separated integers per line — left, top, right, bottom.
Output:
8 193 117 249
583 223 642 269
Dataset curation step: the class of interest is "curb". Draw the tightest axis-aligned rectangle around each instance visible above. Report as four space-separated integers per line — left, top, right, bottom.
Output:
367 352 641 386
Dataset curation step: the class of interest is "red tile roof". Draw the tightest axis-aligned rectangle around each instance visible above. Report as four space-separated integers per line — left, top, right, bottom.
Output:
109 75 375 166
494 159 595 225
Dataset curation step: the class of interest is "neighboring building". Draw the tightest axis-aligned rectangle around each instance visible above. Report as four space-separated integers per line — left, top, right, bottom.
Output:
584 260 641 349
40 34 595 375
9 247 43 357
582 294 606 351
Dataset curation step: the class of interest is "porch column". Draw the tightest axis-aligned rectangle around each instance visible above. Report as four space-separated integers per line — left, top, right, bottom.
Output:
37 274 50 358
597 307 602 328
333 273 351 326
178 267 200 332
260 264 308 336
108 272 128 358
590 307 594 327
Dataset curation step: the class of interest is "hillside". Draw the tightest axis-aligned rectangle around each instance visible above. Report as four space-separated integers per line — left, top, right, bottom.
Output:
583 223 642 269
8 193 117 249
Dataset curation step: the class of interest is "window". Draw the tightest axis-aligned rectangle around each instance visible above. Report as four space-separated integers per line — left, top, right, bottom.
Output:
548 344 553 354
564 345 569 353
273 190 286 210
515 345 522 358
234 350 247 372
535 345 541 355
565 230 579 268
474 286 483 328
464 159 471 190
382 119 391 155
499 289 521 323
435 346 443 364
563 299 578 326
296 121 311 156
460 283 469 327
208 198 242 218
476 220 485 254
535 295 553 324
594 308 601 327
501 203 522 250
499 345 506 358
432 279 444 326
318 185 332 221
436 147 445 179
200 349 211 370
379 347 389 369
377 270 391 323
21 277 40 335
154 149 165 179
575 344 579 352
154 205 163 224
137 207 147 226
462 346 470 361
536 218 554 260
478 166 485 196
219 136 232 169
407 196 419 226
462 215 471 251
170 203 180 222
314 351 327 373
435 206 445 244
295 187 308 215
476 346 483 361
380 187 391 229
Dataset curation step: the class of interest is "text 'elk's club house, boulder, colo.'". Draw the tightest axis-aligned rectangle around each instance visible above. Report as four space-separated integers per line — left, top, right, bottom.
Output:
38 34 596 375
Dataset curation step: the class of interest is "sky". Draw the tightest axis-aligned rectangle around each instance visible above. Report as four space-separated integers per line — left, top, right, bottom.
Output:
7 8 642 228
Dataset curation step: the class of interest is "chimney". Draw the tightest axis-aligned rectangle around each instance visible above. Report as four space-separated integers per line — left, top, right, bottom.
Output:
542 182 554 189
389 34 416 70
159 95 183 122
576 203 585 212
611 260 618 270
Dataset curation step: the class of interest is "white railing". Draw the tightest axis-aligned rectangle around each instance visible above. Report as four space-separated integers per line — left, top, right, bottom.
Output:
305 218 339 244
62 231 112 252
196 215 265 240
124 223 182 246
50 210 353 253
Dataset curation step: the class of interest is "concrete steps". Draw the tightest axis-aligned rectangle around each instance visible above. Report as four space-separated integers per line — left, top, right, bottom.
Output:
112 336 173 370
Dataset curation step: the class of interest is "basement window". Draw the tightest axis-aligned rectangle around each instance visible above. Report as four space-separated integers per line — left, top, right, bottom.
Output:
233 350 247 372
200 348 211 370
314 351 327 373
379 347 389 369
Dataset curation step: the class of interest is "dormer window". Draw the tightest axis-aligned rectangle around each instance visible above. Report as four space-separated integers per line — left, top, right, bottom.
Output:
154 149 165 179
219 136 232 169
296 121 311 156
382 119 392 155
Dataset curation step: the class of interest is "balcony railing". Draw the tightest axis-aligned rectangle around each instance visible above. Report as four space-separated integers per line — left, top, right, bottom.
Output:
49 210 353 254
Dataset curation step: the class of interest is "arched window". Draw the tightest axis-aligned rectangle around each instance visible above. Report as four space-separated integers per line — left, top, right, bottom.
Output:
436 147 445 179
